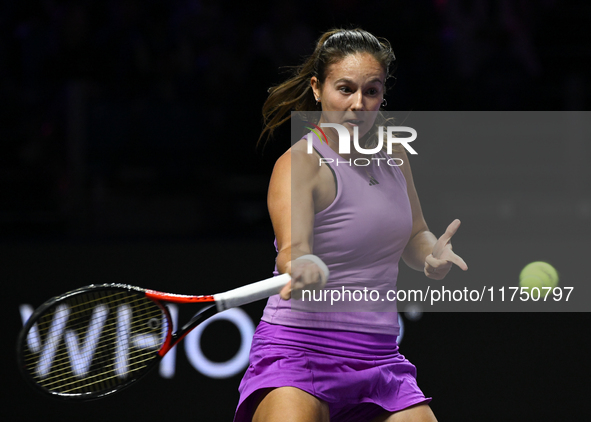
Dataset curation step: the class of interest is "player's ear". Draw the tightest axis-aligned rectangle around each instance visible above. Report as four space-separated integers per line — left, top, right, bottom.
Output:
310 76 321 102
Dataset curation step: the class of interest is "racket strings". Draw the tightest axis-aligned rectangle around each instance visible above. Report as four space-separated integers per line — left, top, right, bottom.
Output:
21 289 168 396
30 292 163 391
38 354 159 394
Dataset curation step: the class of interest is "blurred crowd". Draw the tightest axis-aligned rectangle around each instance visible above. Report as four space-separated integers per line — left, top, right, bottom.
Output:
0 0 588 238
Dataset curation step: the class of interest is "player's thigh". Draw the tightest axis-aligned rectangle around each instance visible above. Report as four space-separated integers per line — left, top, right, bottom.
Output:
252 386 330 422
370 403 437 422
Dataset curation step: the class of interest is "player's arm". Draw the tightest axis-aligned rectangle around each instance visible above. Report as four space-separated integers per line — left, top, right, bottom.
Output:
392 149 468 279
268 146 327 298
392 149 437 270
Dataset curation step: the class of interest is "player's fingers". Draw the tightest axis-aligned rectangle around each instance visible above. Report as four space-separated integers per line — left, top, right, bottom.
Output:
289 267 324 301
306 265 327 288
425 253 448 270
280 280 292 300
429 248 468 271
424 263 446 280
424 254 452 280
293 260 326 286
449 251 468 271
293 268 324 291
440 219 461 243
287 256 329 300
445 218 461 238
433 219 461 258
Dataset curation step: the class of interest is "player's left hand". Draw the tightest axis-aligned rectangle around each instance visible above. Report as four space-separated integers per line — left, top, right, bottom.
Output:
424 219 468 280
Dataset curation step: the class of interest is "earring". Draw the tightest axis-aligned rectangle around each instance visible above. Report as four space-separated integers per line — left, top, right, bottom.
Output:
381 98 387 107
315 98 320 106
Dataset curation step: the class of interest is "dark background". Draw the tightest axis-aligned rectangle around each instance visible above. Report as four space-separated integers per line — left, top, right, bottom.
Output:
2 0 590 420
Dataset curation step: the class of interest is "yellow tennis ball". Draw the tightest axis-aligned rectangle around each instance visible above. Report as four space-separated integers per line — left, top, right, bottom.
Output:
519 261 559 289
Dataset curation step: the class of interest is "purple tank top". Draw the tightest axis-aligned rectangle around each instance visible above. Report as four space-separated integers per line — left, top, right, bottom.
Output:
261 133 413 335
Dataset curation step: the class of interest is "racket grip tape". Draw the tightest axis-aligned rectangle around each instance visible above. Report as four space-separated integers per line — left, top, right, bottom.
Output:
213 273 291 311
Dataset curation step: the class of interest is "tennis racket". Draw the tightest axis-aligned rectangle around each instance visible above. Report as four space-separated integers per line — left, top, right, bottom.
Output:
16 273 290 400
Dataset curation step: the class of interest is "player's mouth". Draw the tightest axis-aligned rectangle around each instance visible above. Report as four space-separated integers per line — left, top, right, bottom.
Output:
344 119 364 127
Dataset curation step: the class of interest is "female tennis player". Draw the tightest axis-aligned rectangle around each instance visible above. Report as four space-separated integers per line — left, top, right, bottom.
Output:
234 28 467 422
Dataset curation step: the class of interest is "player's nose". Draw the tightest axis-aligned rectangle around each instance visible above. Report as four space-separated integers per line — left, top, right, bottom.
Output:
350 92 365 111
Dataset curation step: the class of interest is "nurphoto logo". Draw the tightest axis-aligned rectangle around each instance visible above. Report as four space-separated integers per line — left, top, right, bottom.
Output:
303 121 418 167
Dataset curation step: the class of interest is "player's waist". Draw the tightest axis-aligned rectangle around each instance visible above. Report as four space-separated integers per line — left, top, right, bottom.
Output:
255 320 399 355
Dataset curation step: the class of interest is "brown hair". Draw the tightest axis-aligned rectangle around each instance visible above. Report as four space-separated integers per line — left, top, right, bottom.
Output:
258 28 397 148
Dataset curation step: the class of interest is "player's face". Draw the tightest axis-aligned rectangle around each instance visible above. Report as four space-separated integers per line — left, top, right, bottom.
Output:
311 52 385 140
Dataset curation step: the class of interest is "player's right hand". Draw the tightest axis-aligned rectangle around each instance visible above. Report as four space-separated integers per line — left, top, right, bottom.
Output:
280 258 328 300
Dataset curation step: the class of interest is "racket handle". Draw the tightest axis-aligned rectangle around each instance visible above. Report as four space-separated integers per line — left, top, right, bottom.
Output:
213 273 291 311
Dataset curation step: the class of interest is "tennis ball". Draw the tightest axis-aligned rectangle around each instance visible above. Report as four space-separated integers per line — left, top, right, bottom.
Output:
519 261 559 289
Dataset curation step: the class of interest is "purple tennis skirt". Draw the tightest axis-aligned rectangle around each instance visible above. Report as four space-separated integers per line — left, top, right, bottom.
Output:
234 321 431 422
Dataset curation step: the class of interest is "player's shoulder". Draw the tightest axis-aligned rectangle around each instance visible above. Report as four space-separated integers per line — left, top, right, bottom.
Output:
273 138 321 176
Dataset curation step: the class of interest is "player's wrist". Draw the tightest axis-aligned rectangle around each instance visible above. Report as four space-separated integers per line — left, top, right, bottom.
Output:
295 254 330 281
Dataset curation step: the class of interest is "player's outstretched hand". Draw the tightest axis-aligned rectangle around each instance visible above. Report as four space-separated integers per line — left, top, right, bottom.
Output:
280 256 328 300
424 219 468 280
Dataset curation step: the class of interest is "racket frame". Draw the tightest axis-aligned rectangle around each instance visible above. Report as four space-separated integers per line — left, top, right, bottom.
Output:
17 284 218 400
17 274 290 401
